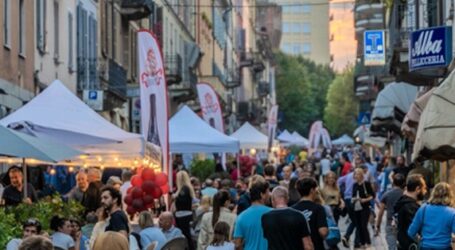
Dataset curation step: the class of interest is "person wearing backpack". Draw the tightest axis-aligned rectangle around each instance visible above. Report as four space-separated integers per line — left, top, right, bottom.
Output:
375 173 405 250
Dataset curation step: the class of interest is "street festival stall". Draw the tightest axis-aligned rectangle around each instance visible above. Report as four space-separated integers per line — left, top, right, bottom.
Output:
0 80 160 168
332 134 355 146
230 122 270 150
169 106 239 153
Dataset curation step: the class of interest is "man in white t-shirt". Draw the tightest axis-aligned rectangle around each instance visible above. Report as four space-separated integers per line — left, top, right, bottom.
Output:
7 218 42 250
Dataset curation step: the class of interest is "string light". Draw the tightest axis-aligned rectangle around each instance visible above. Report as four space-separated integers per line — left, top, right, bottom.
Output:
50 169 56 175
68 166 74 173
97 157 103 162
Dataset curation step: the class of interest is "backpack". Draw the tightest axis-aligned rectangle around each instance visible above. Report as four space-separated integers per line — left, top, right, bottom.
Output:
325 215 341 247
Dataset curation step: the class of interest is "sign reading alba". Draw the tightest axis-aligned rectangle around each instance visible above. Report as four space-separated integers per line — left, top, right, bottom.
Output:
138 30 169 173
410 26 452 71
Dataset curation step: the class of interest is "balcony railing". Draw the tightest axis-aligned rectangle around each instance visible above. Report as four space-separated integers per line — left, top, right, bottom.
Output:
120 0 154 20
257 81 270 97
165 54 183 85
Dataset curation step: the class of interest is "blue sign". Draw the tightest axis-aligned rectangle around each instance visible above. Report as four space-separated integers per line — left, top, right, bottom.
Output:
358 112 371 125
409 26 452 71
364 30 385 66
88 91 98 100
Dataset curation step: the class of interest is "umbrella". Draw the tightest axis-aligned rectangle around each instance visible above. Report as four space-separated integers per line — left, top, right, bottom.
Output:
0 125 82 196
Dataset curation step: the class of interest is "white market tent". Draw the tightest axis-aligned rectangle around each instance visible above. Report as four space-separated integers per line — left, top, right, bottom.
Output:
277 130 294 142
291 131 309 146
169 106 240 153
332 134 355 145
0 80 157 166
230 122 269 149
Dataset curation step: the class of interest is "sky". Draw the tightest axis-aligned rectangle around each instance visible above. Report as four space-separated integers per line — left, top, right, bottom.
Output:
329 1 357 72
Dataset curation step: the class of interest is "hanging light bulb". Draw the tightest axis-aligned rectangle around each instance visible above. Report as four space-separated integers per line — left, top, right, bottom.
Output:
7 159 13 164
97 157 103 162
50 169 56 175
100 165 105 170
83 164 88 168
250 148 257 155
134 160 139 165
68 166 75 173
114 157 119 162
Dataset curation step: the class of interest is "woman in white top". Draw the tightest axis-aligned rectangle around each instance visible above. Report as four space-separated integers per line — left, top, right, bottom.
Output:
50 216 76 250
207 221 234 250
197 190 236 250
89 208 109 249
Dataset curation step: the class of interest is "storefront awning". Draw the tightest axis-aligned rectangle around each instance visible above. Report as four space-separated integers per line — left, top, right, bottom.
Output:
371 82 418 136
401 88 434 141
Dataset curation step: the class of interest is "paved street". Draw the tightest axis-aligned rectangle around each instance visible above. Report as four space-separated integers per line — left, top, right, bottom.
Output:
337 212 388 250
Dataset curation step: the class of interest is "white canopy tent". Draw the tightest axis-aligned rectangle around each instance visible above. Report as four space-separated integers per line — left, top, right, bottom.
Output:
332 134 355 145
290 131 309 146
169 106 239 153
230 122 269 149
277 130 293 142
0 80 158 166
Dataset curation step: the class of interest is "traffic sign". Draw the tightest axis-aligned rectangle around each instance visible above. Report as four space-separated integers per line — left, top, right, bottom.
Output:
358 112 371 125
364 30 385 66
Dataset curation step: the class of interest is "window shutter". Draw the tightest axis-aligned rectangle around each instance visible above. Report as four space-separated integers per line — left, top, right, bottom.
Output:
68 12 73 71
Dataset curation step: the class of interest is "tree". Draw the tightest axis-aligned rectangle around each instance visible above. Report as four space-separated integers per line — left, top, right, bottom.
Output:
275 52 335 135
324 67 358 137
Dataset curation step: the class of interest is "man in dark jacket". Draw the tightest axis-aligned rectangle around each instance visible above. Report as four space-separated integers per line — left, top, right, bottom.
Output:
82 168 103 214
394 174 427 250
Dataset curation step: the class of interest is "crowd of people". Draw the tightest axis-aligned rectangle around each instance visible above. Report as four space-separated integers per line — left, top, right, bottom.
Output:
1 146 455 250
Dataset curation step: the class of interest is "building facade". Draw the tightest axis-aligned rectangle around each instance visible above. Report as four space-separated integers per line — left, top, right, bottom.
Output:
0 0 35 118
275 0 330 65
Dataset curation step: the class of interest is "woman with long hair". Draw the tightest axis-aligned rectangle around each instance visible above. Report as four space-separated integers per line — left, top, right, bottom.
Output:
351 167 374 249
207 221 234 250
321 171 345 223
92 232 128 250
408 182 455 250
173 170 196 250
197 190 236 250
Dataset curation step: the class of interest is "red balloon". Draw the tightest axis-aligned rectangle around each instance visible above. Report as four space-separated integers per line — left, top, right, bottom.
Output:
126 206 136 215
155 173 168 186
160 184 170 194
131 187 144 199
136 167 144 176
142 180 157 194
127 187 134 194
132 198 144 210
151 186 163 199
145 203 154 209
143 194 154 205
142 168 156 181
124 194 133 205
131 175 143 187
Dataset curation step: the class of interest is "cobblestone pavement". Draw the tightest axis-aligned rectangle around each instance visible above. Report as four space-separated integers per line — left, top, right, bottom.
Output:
337 213 388 250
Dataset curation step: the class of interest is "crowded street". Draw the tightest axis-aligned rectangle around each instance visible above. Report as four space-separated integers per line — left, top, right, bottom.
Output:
1 0 455 250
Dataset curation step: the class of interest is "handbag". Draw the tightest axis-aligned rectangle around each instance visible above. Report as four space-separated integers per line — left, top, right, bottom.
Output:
325 213 341 246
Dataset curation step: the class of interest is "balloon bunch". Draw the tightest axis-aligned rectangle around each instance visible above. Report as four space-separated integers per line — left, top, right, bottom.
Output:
239 155 257 176
124 167 169 215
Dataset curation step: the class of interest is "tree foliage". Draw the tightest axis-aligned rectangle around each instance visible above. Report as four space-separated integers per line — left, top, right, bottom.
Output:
275 52 335 136
324 67 358 137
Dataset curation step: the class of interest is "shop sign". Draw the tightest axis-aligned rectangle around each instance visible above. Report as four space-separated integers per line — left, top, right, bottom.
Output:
409 26 452 71
364 30 385 66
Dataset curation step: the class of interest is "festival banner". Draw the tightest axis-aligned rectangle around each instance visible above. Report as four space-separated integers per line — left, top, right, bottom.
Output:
267 105 278 152
308 121 323 155
322 128 332 149
196 83 224 132
138 30 169 174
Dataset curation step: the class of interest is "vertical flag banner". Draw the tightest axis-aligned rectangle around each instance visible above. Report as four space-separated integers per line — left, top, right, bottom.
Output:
308 121 323 154
196 83 224 132
321 128 332 149
267 105 278 152
138 30 169 174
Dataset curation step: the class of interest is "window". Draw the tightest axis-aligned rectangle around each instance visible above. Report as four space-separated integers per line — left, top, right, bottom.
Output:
303 23 311 34
19 0 25 55
303 43 311 54
36 0 46 52
291 23 299 33
3 0 10 46
283 22 290 32
54 1 59 61
68 12 73 71
77 5 98 90
302 4 311 13
292 44 300 54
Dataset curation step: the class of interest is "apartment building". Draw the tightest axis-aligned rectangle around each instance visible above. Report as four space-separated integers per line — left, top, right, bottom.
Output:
275 0 330 65
0 0 35 118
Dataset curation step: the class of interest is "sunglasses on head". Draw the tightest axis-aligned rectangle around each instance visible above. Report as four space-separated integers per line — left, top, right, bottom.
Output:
24 218 41 227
